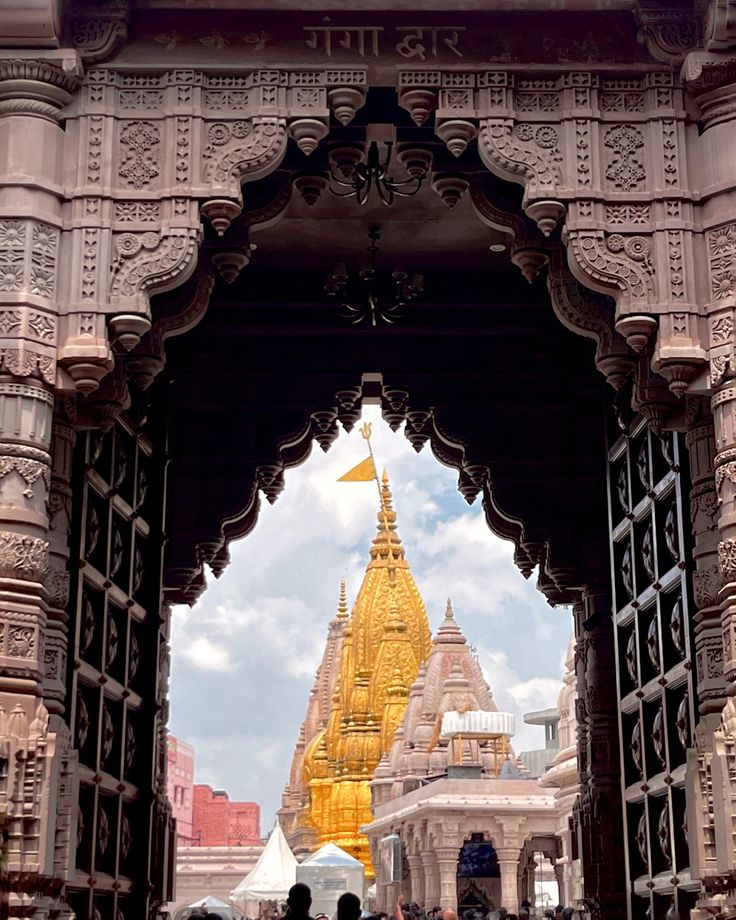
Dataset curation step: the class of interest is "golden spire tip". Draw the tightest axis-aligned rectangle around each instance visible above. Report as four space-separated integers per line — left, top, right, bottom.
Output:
337 577 349 618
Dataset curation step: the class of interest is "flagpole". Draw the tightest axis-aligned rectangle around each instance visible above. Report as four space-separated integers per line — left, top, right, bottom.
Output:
360 422 383 512
360 422 394 570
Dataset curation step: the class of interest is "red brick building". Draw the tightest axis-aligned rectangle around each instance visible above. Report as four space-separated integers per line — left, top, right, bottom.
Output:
167 736 196 845
191 785 261 847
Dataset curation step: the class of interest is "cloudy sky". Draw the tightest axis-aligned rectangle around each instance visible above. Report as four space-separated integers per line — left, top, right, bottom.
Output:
168 405 573 833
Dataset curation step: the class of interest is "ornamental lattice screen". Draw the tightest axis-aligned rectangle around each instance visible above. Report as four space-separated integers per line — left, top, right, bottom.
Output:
64 405 174 920
608 415 698 920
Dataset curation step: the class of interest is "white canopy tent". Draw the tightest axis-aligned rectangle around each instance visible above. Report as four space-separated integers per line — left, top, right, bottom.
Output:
296 844 365 918
186 895 235 918
231 825 298 918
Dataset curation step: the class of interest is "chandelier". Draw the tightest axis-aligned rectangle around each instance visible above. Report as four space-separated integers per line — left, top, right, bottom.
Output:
324 226 424 326
329 141 428 206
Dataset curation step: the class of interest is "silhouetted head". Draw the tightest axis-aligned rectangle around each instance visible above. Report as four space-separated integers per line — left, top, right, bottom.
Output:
204 914 224 920
287 883 312 918
337 892 362 920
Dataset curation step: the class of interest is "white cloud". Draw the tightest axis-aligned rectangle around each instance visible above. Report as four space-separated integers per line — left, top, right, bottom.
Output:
168 406 572 830
179 635 235 672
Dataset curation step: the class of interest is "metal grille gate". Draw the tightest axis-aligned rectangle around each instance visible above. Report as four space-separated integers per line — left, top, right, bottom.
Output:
608 417 698 919
64 407 173 920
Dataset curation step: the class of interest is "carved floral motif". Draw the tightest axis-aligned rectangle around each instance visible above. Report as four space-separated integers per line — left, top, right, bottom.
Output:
118 121 161 189
0 532 49 581
7 625 35 658
718 538 736 577
604 125 646 191
708 223 736 300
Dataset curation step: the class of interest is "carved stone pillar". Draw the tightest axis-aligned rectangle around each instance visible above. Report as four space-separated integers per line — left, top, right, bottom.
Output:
687 399 726 714
496 848 520 915
684 399 725 885
435 847 458 911
42 406 75 716
407 854 426 907
423 851 439 906
574 594 626 918
712 375 736 696
554 860 565 906
0 52 80 919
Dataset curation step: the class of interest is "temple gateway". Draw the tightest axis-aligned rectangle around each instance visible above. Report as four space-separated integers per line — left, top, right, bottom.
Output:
3 0 736 918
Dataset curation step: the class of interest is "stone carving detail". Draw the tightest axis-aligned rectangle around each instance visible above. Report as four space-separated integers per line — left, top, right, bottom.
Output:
0 219 59 383
635 9 700 64
118 121 161 189
479 121 563 188
568 232 655 302
694 562 722 608
111 228 201 299
547 253 635 387
604 125 646 191
0 532 49 581
0 456 50 499
708 223 736 300
203 117 288 186
0 219 59 298
605 204 651 225
7 625 35 658
718 539 736 577
69 2 130 63
114 201 161 222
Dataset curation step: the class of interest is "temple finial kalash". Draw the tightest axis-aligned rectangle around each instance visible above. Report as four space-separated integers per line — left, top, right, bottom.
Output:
277 422 517 879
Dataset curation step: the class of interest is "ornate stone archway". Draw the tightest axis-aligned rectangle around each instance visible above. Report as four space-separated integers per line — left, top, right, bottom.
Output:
2 1 736 918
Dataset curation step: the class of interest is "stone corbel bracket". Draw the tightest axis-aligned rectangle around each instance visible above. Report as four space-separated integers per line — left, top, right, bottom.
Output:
468 175 550 285
546 247 636 390
60 66 367 396
635 1 702 64
65 0 131 64
404 67 706 397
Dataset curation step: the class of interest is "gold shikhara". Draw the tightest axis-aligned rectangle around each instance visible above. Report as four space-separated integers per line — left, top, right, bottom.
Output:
298 425 431 874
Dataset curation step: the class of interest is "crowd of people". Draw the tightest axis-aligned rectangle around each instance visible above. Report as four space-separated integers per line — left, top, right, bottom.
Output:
193 883 585 920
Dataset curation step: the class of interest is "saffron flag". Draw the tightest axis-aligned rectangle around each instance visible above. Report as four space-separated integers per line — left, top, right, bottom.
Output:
337 456 376 482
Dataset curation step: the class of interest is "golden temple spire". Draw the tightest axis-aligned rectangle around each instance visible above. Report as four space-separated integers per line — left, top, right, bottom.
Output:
337 577 348 618
295 463 431 877
370 469 405 565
